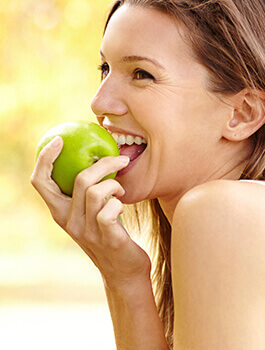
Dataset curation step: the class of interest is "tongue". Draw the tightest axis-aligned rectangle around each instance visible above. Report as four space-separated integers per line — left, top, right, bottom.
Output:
119 143 146 162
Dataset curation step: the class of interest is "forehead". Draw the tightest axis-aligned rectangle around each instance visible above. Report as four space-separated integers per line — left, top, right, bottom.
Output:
101 4 194 66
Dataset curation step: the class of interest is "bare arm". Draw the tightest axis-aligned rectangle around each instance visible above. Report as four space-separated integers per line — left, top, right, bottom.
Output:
31 137 169 350
104 278 169 350
171 180 265 350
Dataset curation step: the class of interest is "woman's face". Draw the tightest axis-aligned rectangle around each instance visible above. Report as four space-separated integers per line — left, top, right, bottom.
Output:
91 4 232 204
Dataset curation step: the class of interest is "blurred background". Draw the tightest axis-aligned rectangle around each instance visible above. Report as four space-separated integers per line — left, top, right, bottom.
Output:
0 0 117 348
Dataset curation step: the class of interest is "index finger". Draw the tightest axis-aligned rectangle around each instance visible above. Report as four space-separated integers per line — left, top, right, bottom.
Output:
73 155 130 190
71 155 129 210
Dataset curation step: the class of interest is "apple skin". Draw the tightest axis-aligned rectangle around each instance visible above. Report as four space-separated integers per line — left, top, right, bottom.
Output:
36 121 120 196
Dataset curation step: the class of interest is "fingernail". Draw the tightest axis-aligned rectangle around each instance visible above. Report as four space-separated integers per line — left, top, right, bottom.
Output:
50 136 62 147
117 155 130 164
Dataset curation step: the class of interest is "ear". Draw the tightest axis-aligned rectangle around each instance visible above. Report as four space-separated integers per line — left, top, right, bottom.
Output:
223 89 265 142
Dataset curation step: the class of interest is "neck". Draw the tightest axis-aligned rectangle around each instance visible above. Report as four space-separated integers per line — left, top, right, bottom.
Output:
158 157 250 225
158 138 254 224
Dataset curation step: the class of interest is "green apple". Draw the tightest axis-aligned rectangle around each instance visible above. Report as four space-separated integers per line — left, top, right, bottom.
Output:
36 121 120 196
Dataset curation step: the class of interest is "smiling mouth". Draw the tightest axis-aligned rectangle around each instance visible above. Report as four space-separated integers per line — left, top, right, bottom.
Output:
119 143 147 162
110 132 147 162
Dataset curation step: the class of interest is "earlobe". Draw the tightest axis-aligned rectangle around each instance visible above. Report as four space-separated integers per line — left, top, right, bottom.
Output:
223 90 265 142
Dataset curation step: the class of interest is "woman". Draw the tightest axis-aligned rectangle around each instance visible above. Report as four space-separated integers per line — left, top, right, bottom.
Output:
31 0 265 349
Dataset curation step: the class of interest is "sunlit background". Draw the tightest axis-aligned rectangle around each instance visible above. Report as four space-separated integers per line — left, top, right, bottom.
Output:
0 0 118 348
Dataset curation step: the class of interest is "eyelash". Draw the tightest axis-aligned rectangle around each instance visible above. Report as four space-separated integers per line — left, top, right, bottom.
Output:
97 62 155 81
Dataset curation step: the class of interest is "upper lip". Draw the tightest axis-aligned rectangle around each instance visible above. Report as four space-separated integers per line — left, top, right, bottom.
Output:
104 126 146 140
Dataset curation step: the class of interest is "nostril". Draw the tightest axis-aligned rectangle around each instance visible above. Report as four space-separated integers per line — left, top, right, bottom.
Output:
96 116 105 126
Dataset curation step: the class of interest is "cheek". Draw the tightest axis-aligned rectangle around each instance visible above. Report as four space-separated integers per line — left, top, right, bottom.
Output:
130 84 201 123
129 85 225 145
128 88 181 130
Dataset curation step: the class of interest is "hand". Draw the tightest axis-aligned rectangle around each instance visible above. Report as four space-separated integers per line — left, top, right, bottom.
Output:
31 136 151 287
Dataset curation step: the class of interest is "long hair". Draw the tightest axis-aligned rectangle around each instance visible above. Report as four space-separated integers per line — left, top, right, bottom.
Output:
103 1 265 347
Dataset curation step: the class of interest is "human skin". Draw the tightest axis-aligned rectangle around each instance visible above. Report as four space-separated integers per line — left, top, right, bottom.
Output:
31 3 264 350
91 4 253 223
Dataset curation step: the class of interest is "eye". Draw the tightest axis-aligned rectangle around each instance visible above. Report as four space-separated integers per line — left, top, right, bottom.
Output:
97 62 109 80
97 63 155 82
134 69 154 80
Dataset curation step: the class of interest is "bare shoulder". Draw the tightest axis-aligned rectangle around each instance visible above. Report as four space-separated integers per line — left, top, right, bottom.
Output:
171 180 265 349
173 179 265 235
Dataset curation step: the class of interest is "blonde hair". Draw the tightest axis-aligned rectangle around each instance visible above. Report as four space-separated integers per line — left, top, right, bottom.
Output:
103 1 265 347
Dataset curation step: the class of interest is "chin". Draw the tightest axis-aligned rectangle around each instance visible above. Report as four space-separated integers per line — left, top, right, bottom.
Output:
120 188 147 206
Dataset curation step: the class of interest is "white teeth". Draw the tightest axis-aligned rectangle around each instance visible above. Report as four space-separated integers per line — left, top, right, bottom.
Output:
135 136 142 145
112 133 118 142
111 132 147 146
126 135 134 145
117 134 126 145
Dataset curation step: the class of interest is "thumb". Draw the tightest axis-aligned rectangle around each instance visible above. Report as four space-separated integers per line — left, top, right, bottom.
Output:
33 136 63 182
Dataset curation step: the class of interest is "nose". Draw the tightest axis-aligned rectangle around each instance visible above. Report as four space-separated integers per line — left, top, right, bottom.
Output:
90 76 128 122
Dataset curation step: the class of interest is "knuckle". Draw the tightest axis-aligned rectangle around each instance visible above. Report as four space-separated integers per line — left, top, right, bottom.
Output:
96 211 112 227
30 172 36 185
30 171 41 189
110 196 123 208
104 180 125 197
104 179 120 193
74 172 86 188
86 187 102 203
103 178 115 186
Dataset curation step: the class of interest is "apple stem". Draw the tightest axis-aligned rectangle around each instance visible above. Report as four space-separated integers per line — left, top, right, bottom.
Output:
91 156 100 163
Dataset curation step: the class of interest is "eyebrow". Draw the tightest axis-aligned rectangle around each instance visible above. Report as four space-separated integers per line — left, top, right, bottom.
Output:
99 50 165 69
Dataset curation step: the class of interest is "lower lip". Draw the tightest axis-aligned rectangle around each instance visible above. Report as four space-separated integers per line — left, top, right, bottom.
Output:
116 148 146 177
